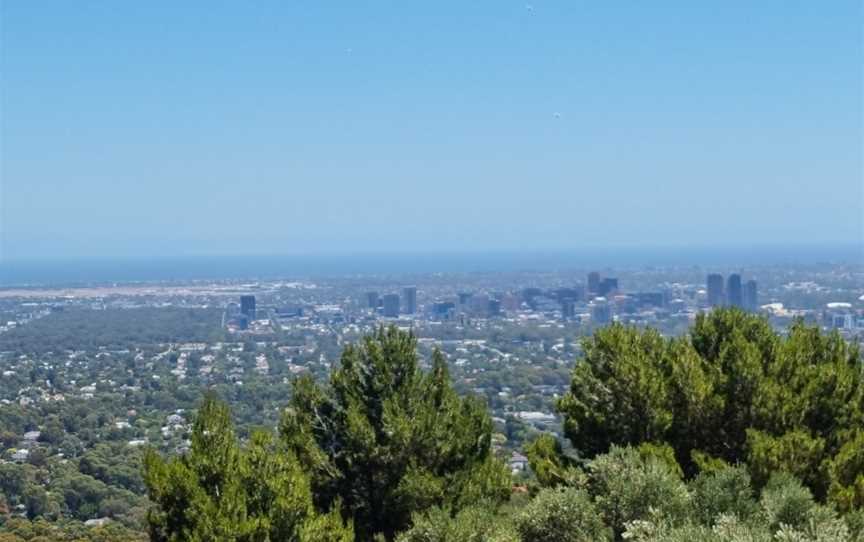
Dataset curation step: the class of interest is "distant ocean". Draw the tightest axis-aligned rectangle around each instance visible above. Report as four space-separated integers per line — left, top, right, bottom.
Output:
1 245 861 288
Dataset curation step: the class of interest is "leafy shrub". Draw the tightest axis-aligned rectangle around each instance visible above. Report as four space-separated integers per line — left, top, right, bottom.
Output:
396 504 518 542
587 446 690 536
689 465 758 525
759 472 817 531
513 487 611 542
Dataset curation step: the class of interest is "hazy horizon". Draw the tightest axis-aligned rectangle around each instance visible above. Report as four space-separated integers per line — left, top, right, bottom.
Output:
1 243 861 287
2 2 862 262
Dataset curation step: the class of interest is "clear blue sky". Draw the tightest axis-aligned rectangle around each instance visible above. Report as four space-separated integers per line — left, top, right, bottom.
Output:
1 1 861 261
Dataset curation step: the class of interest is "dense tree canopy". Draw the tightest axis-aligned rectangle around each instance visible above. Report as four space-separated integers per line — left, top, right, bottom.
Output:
403 446 861 541
142 396 352 542
132 318 864 542
556 309 864 509
279 326 510 541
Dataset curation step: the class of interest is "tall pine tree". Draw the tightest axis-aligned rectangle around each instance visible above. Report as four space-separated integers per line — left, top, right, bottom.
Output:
143 395 352 542
280 326 510 541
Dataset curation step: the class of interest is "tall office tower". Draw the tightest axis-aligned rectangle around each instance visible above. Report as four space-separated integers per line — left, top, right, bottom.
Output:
469 293 490 316
487 299 501 317
636 292 666 308
598 277 619 296
555 287 583 302
727 274 743 308
707 274 724 307
382 294 400 317
240 295 256 321
432 301 455 318
365 291 380 309
458 292 473 306
744 280 758 312
592 300 612 325
402 286 417 314
587 272 601 294
501 293 522 311
561 299 576 319
521 287 542 309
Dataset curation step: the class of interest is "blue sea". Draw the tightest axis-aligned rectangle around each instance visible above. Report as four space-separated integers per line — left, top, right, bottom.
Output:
0 244 861 288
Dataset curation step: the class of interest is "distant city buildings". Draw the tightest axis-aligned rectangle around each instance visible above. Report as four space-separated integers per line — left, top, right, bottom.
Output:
587 272 618 297
587 272 601 295
488 298 502 317
561 299 576 319
555 287 584 303
402 286 417 314
636 292 666 308
707 274 724 307
727 274 743 309
382 294 400 317
591 299 612 325
366 291 380 310
706 273 757 312
432 301 455 319
240 295 256 321
598 277 619 297
469 293 490 317
744 280 758 312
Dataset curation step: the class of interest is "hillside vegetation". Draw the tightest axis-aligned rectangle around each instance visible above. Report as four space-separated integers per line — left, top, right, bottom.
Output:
137 311 863 541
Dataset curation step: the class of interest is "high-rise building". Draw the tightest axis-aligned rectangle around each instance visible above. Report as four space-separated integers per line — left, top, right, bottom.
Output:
727 274 743 308
487 299 501 317
501 293 522 311
707 274 724 307
240 295 256 321
555 287 583 302
432 301 455 319
365 291 380 310
636 292 666 308
591 300 612 325
744 280 758 312
469 293 490 316
402 286 417 314
521 288 542 310
458 292 473 306
587 272 601 295
598 278 619 296
561 299 576 319
382 294 400 317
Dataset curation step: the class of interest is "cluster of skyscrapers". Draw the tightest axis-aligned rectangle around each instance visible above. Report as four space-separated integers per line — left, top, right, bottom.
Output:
707 273 758 311
229 295 257 329
367 286 417 317
587 271 619 297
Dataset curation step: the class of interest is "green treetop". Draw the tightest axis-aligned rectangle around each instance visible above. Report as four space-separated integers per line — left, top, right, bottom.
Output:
280 326 510 541
555 308 863 509
143 395 352 542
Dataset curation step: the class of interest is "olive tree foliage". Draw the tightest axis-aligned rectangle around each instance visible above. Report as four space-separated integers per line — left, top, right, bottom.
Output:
400 445 863 542
142 395 352 542
586 446 691 538
556 309 863 508
513 487 612 542
623 472 854 542
395 504 519 542
280 327 510 541
396 488 612 542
